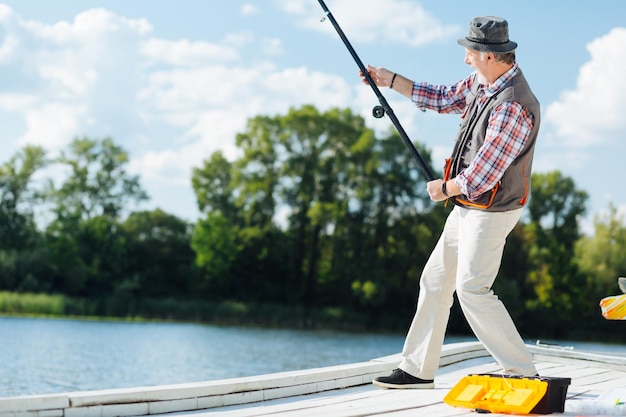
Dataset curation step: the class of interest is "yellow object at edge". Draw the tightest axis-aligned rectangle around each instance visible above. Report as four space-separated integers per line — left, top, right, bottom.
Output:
600 294 626 320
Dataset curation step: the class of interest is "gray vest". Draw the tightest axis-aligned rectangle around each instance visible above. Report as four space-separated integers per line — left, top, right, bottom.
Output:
448 69 540 212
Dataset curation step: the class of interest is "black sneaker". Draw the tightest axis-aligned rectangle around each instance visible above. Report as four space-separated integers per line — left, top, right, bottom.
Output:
372 368 435 389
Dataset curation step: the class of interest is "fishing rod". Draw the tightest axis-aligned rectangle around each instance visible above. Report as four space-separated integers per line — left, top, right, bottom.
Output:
317 0 435 181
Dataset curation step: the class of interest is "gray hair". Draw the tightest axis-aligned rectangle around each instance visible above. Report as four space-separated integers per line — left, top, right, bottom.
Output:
479 51 516 65
493 51 516 65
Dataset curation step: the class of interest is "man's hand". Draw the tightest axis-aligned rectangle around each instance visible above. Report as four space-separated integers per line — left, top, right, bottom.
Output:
427 179 447 202
359 65 394 87
428 178 462 202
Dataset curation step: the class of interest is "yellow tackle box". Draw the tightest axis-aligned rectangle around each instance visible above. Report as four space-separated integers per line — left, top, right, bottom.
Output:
443 373 571 414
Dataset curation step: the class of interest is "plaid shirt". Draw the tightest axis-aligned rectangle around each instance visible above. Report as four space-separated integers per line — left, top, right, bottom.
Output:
411 64 535 201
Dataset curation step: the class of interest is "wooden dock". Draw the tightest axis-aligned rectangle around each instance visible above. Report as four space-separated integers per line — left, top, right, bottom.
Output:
1 341 625 416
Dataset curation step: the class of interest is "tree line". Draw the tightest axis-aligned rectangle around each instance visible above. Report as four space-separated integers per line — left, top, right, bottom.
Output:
1 105 624 342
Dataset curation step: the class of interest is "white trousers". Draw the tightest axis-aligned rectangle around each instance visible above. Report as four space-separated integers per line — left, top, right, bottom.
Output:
399 206 537 379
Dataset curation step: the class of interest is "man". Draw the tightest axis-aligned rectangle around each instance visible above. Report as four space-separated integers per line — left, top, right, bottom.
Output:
361 16 540 389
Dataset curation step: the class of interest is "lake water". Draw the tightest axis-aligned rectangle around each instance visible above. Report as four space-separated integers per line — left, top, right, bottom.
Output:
1 316 625 398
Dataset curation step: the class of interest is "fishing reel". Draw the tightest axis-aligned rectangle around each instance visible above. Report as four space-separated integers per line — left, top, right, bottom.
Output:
372 105 385 119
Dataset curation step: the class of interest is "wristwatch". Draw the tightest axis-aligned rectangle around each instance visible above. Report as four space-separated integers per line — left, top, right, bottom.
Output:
442 181 449 198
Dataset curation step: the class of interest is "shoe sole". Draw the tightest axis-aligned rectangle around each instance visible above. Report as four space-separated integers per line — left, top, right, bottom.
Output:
372 380 434 389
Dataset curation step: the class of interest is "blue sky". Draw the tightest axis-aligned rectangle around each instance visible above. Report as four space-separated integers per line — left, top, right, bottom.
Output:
1 1 625 233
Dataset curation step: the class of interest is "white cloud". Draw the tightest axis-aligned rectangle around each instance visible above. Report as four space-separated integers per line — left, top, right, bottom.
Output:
241 4 261 16
545 28 626 147
222 31 255 48
130 148 190 184
0 33 17 62
22 8 151 43
1 7 153 152
261 37 283 55
276 0 460 46
141 38 239 66
134 63 352 186
0 93 37 110
18 102 85 149
0 2 400 220
38 65 99 97
537 26 626 210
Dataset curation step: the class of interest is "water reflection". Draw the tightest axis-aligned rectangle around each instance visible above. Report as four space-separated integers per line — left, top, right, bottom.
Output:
0 316 624 397
0 317 407 396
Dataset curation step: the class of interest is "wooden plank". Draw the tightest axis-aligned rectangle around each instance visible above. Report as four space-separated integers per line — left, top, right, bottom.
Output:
196 355 520 417
191 387 381 417
241 388 446 417
529 345 626 370
181 352 594 417
68 359 395 408
0 411 64 417
0 394 68 413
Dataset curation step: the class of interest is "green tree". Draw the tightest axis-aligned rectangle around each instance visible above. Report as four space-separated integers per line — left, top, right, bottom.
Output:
44 214 126 296
191 212 239 297
190 105 439 320
48 137 148 223
524 171 589 336
277 106 370 307
575 204 626 297
0 146 50 292
0 145 47 250
344 129 437 313
192 151 236 218
192 116 294 303
45 137 148 296
121 209 199 298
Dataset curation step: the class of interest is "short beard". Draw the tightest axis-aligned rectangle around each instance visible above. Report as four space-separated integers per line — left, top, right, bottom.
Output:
476 72 488 86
